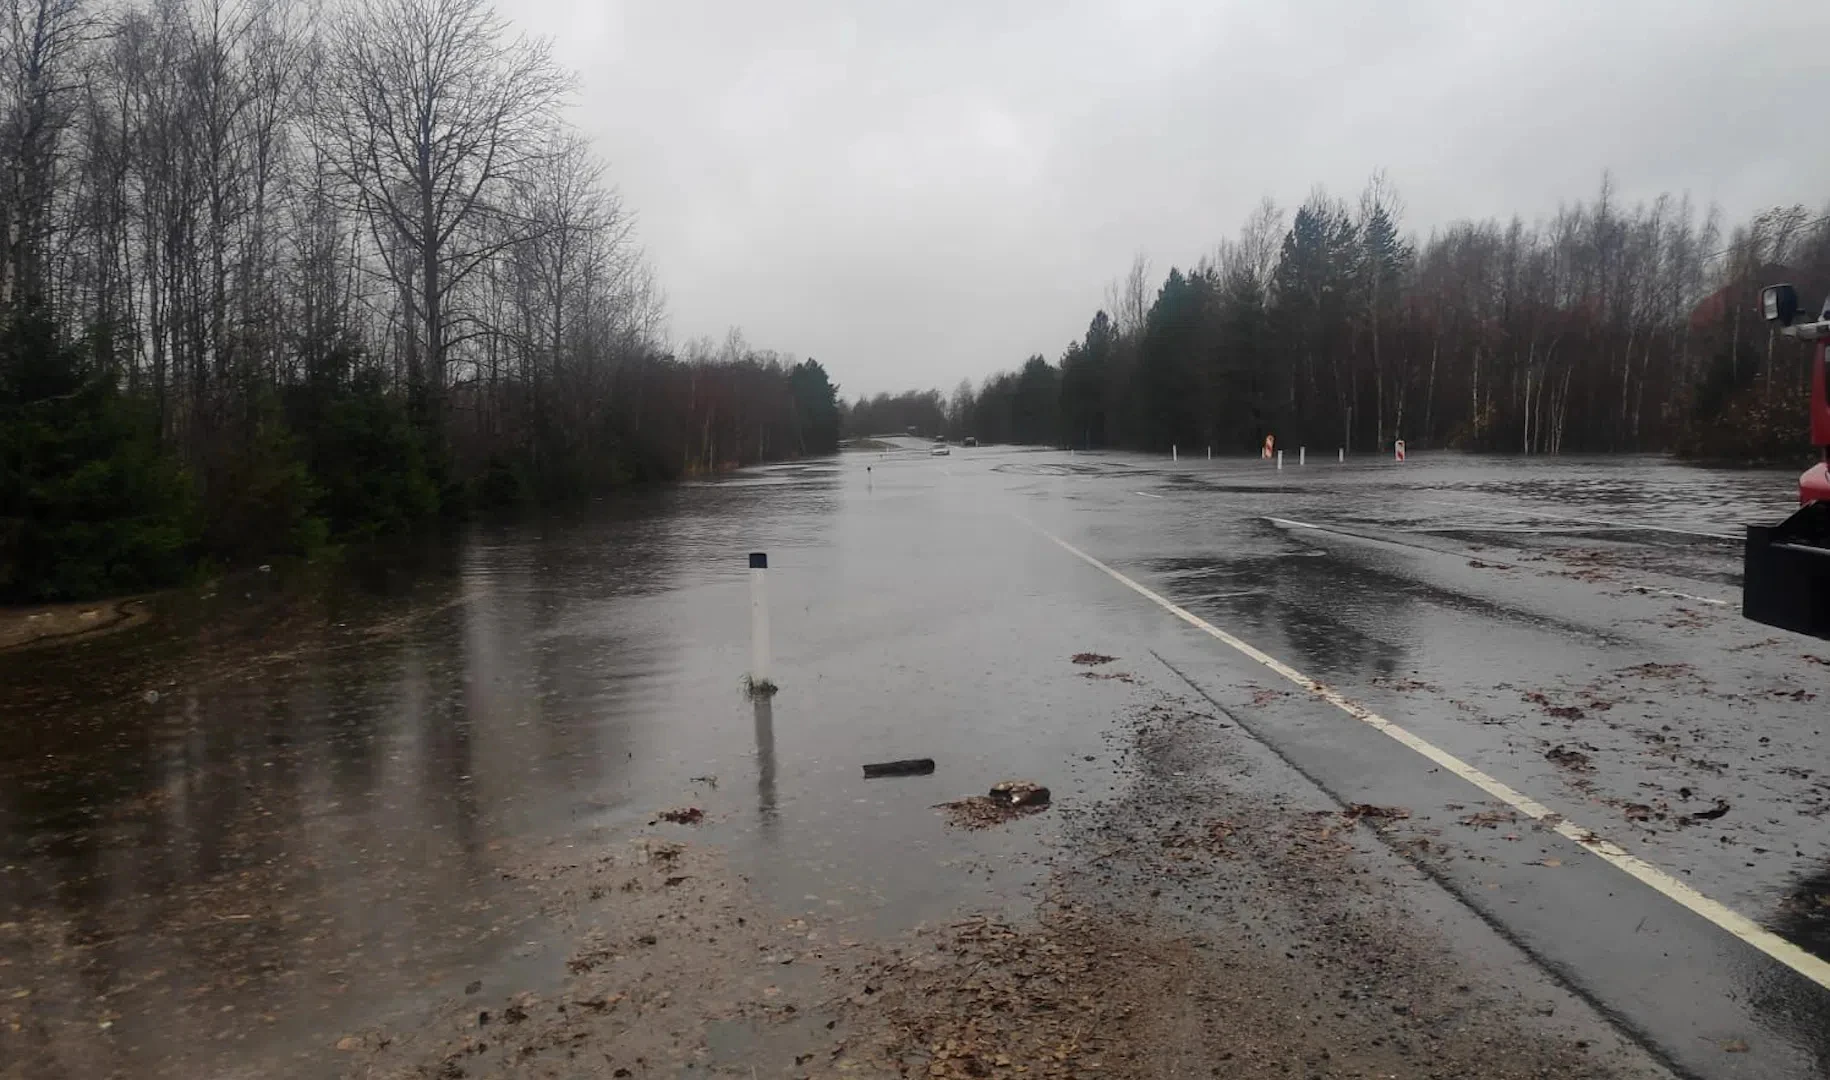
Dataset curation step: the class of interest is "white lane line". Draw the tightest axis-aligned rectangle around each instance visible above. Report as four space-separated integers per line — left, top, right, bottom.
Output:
1631 586 1730 607
1264 516 1736 607
1417 498 1740 542
1034 524 1830 993
1134 491 1165 499
1401 525 1603 535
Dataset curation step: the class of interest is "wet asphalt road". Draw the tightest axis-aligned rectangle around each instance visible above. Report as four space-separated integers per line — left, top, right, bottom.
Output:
1019 446 1830 1079
3 442 1829 1078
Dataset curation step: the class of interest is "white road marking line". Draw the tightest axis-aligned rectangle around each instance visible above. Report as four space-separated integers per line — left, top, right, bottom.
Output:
1035 524 1830 992
1134 491 1165 499
1632 587 1730 607
1265 516 1735 608
1401 524 1599 534
1417 498 1740 542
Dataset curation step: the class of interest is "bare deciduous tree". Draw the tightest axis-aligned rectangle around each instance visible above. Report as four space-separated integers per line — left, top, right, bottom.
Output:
317 0 569 434
1 0 93 307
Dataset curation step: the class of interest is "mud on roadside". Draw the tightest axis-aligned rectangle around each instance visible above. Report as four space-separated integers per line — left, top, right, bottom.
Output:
331 683 1678 1080
0 597 151 652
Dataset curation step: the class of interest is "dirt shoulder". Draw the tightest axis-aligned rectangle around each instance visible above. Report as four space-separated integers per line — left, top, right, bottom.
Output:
339 689 1669 1080
0 597 151 652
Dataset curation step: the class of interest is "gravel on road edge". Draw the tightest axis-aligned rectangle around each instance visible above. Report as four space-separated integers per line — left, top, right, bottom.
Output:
340 689 1674 1080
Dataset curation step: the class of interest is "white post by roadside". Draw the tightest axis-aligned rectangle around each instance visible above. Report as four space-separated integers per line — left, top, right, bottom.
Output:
1338 447 1345 463
1172 444 1178 462
748 552 775 696
1276 449 1283 471
1299 447 1306 466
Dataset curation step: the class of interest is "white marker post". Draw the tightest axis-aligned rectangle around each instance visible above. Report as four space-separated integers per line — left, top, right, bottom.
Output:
1206 446 1212 460
1339 448 1345 463
1172 444 1178 462
1276 450 1283 470
1299 447 1306 466
748 552 775 696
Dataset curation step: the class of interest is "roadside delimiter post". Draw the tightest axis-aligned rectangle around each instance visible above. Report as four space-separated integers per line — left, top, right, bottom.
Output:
749 552 775 696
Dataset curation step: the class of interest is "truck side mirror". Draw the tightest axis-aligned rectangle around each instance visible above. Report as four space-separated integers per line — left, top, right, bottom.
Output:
1764 283 1800 326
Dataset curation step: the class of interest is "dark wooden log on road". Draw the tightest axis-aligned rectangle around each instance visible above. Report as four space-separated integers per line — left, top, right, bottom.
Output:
862 758 936 778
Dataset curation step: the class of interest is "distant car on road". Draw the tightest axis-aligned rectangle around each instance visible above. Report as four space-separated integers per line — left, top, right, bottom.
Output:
930 444 950 456
962 437 977 447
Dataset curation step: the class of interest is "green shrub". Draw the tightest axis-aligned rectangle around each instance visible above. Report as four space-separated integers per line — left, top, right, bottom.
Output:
470 454 531 511
0 310 199 601
304 371 440 538
201 406 327 560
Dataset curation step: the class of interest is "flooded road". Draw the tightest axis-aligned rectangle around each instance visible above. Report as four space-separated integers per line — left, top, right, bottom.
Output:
3 446 1828 1078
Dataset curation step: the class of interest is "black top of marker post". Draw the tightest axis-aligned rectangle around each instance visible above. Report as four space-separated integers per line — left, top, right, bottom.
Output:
749 553 767 569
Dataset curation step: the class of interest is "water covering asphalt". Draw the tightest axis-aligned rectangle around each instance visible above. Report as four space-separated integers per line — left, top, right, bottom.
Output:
2 443 1827 1078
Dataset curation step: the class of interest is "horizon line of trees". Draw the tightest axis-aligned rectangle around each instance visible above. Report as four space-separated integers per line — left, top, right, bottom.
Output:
850 174 1830 463
0 0 839 601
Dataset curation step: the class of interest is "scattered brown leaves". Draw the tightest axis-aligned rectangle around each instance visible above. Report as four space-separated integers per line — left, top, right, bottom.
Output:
1544 745 1593 771
1372 676 1439 693
640 840 683 866
1286 812 1353 855
656 807 704 826
1071 652 1117 666
1248 686 1288 706
937 792 1051 830
566 945 614 974
1522 691 1584 720
844 910 1181 1079
1459 808 1520 830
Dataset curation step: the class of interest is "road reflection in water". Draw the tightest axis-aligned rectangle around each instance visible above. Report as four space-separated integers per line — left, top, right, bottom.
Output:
753 696 778 840
0 466 844 1078
6 450 1826 1079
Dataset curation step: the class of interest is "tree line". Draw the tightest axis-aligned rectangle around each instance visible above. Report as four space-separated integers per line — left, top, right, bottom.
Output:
0 0 839 601
855 175 1830 463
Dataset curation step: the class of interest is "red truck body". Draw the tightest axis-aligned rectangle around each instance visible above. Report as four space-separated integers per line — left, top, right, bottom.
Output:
1805 340 1830 504
1744 326 1830 640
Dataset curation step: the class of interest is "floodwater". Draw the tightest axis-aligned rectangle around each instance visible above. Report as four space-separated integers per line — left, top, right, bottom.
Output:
2 446 1828 1078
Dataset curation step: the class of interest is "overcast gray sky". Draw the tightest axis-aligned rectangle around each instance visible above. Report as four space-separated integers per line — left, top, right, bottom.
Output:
518 0 1830 398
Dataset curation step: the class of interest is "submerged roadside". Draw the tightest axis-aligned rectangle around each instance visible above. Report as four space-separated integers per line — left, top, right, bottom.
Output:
0 596 152 651
14 450 1813 1079
335 668 1668 1080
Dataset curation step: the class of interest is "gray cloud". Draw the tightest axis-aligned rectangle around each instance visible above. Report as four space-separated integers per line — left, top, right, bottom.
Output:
521 0 1830 396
